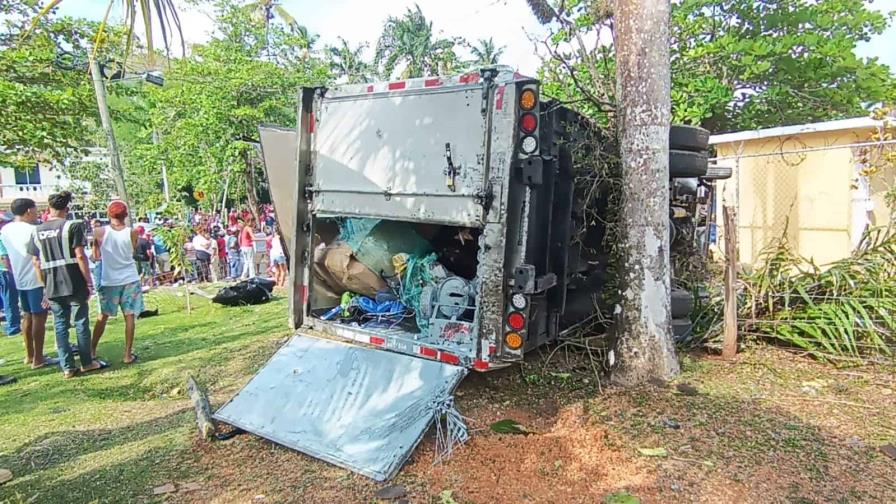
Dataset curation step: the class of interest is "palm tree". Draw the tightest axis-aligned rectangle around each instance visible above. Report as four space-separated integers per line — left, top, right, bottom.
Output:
28 0 184 60
375 4 462 79
327 38 373 84
470 38 505 66
243 0 313 59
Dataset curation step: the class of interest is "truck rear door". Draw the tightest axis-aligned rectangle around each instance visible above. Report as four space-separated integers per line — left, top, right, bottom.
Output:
312 78 491 226
214 335 466 481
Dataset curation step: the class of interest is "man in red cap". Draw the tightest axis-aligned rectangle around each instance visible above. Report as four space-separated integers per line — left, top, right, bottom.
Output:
91 201 142 364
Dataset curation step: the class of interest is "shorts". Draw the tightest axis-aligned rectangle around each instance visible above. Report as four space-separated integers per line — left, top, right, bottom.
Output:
19 287 47 315
98 281 145 316
136 261 152 276
271 255 286 266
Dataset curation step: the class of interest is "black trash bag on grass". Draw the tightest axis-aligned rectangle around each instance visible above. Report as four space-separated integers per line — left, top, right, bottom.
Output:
212 278 274 306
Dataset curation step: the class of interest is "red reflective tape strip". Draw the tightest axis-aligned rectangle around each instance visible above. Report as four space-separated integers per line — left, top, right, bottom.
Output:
495 85 506 111
301 285 308 301
488 344 497 355
369 336 385 346
424 78 442 87
419 346 438 358
308 112 315 134
388 81 406 90
366 85 374 93
439 352 461 366
473 359 489 371
459 73 480 84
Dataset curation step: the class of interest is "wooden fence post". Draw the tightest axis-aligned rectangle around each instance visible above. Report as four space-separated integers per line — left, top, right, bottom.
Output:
722 205 738 358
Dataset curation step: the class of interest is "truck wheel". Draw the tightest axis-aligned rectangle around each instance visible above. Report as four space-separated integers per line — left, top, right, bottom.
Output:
670 125 710 152
670 150 708 178
671 317 693 342
671 288 694 318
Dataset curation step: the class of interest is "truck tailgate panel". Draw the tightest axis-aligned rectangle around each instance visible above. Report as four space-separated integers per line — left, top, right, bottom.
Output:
313 89 487 226
214 334 467 481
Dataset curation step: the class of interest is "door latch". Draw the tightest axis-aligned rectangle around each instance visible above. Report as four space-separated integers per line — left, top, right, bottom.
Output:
443 142 457 192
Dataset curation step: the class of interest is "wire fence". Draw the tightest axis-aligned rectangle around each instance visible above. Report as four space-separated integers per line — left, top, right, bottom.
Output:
712 133 896 362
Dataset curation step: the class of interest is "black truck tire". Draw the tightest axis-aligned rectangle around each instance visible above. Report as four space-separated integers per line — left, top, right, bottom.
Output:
670 125 710 152
670 150 708 178
671 288 694 318
672 317 693 342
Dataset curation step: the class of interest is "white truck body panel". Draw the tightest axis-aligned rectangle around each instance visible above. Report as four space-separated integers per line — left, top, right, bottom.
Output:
313 88 488 226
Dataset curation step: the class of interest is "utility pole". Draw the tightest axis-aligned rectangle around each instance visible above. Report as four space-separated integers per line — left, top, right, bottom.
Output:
611 0 680 384
89 56 131 211
152 129 171 203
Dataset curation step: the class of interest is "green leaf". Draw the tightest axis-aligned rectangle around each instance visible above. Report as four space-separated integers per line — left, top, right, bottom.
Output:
489 419 530 435
637 447 669 457
604 491 641 504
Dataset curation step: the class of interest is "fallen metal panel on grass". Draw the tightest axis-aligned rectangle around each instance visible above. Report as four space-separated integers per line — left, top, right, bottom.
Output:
213 335 467 481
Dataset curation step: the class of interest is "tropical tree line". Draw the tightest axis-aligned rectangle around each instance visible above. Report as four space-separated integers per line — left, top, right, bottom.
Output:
2 0 894 216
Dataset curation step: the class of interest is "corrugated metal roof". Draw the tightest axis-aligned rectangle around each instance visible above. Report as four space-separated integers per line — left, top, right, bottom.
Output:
709 116 884 145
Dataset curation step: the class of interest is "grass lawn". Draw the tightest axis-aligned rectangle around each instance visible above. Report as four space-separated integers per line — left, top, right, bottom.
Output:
1 288 894 503
0 289 291 504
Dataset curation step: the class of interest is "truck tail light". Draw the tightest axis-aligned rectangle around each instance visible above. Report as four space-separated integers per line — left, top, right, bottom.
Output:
519 89 537 110
504 332 523 350
507 312 526 331
520 136 538 154
520 113 537 134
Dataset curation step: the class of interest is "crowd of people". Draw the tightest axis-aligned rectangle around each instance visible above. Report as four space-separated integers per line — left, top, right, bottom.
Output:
121 205 287 288
0 195 287 386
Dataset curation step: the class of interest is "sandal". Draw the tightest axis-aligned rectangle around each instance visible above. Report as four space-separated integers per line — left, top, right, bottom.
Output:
123 353 139 365
81 360 109 373
31 357 60 370
63 370 79 379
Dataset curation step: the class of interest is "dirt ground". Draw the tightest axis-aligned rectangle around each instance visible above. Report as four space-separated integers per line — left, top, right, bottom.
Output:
170 346 896 504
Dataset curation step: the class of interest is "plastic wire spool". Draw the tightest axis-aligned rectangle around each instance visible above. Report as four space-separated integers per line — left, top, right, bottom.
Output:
431 277 471 319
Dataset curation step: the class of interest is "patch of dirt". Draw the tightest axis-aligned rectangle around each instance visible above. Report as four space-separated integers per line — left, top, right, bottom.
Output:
171 346 896 503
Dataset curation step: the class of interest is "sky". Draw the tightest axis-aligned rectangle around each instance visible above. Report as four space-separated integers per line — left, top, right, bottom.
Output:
55 0 896 75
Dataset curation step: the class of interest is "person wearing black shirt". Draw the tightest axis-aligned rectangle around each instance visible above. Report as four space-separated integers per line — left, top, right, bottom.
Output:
28 192 105 378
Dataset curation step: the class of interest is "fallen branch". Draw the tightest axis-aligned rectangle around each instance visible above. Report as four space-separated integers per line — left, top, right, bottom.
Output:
187 375 216 440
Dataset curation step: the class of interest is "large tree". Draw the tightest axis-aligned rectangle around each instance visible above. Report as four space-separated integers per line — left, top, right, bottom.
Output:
533 0 895 132
327 37 374 84
375 4 463 79
469 37 505 66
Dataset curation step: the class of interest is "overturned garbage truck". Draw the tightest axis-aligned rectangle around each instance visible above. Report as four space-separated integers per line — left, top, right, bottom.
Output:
214 67 716 481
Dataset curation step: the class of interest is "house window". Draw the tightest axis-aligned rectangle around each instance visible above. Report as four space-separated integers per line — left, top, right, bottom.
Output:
14 164 41 185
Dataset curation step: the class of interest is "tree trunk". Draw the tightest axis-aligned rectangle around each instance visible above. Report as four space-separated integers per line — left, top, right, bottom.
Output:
243 151 261 224
611 0 680 385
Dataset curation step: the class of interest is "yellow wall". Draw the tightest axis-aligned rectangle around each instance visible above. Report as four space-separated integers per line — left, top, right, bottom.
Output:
714 127 892 265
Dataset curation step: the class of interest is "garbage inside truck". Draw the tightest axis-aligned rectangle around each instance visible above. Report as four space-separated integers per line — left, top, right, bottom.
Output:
309 217 482 355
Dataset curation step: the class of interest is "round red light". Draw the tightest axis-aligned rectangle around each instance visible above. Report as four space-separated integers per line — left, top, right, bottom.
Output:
519 113 537 134
507 312 526 331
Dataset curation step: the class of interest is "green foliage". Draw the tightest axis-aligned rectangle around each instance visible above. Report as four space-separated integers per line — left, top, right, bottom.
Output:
671 0 896 130
469 37 505 66
154 222 193 276
742 226 896 361
375 4 465 79
0 5 99 167
326 37 374 84
127 0 329 213
534 0 896 132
